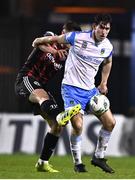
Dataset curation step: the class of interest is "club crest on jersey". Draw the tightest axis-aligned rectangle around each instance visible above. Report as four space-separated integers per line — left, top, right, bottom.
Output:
70 100 75 105
81 41 87 49
101 48 105 55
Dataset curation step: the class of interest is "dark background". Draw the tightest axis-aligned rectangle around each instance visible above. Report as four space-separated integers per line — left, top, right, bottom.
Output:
0 0 134 115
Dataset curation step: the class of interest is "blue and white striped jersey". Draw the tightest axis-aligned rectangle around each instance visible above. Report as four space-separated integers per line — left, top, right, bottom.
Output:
62 30 113 90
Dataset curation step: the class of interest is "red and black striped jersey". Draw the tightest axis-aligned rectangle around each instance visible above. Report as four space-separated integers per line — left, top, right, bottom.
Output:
16 45 66 85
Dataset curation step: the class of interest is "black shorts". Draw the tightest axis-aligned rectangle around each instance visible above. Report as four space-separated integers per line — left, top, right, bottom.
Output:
15 76 56 115
15 76 45 98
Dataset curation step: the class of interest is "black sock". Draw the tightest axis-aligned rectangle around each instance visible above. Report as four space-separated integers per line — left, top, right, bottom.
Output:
40 100 60 118
40 132 59 161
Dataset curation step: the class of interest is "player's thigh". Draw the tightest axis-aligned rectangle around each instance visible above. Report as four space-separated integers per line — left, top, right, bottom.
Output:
29 88 50 103
15 79 30 99
15 76 48 103
21 76 50 103
98 109 116 131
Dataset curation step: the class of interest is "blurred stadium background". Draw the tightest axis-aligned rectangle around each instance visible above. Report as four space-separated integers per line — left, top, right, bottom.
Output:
0 0 135 158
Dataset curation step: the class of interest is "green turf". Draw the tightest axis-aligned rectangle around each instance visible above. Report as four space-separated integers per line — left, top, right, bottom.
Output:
0 154 135 179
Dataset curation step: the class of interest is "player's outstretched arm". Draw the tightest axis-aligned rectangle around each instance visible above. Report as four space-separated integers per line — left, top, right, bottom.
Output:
32 34 66 48
38 44 57 54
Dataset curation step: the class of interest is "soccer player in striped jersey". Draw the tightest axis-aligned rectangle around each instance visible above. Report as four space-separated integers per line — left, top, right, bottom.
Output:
15 22 81 173
32 14 115 173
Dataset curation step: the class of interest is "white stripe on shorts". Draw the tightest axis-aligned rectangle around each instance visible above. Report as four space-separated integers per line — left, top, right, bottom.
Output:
23 76 34 93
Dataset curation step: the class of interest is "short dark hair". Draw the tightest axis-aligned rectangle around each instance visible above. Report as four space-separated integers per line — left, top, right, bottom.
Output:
63 21 81 31
94 14 112 26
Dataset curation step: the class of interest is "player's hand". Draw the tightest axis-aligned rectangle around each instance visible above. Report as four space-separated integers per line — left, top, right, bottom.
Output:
98 83 108 95
32 38 40 47
56 49 68 61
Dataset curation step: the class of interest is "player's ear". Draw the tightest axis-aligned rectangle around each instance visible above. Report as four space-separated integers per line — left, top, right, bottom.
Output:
92 23 97 30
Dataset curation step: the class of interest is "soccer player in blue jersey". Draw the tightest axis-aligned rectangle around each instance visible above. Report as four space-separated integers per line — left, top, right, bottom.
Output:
32 14 115 173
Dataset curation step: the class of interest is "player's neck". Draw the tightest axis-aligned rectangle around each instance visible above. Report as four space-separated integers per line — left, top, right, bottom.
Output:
93 31 101 46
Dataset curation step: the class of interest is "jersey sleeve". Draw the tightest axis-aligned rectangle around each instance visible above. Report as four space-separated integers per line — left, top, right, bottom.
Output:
65 32 76 46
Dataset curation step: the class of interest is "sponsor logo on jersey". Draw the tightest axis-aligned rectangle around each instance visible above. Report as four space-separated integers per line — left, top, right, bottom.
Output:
46 53 63 70
76 52 103 65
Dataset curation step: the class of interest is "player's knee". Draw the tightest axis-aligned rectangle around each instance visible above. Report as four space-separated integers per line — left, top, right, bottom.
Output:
50 123 63 136
72 121 83 134
40 100 60 118
111 119 116 129
71 115 83 134
105 118 116 131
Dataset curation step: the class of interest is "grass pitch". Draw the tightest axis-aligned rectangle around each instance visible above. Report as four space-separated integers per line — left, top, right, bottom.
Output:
0 154 135 179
